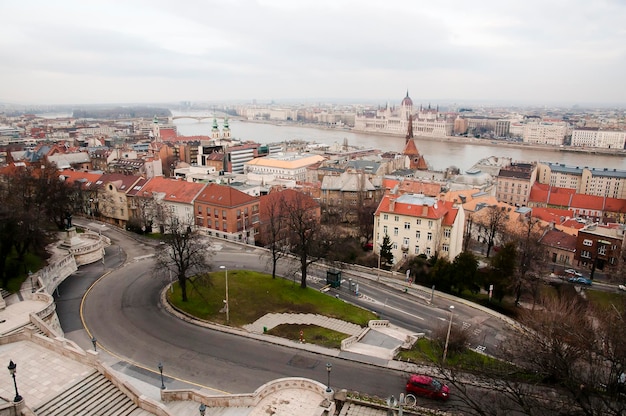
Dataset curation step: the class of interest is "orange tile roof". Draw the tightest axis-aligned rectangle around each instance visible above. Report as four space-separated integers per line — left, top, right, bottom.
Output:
531 207 575 224
57 169 104 190
375 194 459 225
195 183 258 207
98 173 145 193
138 176 206 203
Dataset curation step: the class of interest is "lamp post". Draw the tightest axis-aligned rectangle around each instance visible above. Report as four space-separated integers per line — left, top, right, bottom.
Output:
158 362 165 389
199 403 206 415
325 362 332 393
91 336 97 351
220 266 229 323
7 360 22 402
442 306 455 362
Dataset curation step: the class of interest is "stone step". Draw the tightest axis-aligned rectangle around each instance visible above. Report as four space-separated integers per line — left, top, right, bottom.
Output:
35 370 144 416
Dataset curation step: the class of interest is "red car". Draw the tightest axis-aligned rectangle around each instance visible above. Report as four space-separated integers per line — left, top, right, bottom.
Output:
406 374 450 400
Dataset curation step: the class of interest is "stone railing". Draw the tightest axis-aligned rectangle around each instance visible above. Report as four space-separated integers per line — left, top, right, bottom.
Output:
162 377 334 414
38 255 78 295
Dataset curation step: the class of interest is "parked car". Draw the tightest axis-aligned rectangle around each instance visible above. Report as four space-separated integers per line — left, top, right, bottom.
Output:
618 284 626 292
564 269 583 278
568 276 593 286
406 374 450 400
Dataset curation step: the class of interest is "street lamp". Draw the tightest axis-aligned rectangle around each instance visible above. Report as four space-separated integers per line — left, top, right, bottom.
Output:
199 403 206 416
7 360 22 402
442 306 455 362
220 266 229 323
325 362 332 393
158 362 165 389
91 336 97 352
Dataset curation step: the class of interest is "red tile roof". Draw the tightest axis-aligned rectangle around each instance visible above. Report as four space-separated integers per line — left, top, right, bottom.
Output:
57 169 104 190
540 229 577 251
531 207 575 224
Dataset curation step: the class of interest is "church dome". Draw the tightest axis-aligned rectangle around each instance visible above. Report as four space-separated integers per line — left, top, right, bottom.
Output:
401 91 413 107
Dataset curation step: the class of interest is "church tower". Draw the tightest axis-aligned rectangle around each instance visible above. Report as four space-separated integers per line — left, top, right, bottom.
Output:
222 117 231 139
211 116 220 140
151 115 161 142
402 110 428 171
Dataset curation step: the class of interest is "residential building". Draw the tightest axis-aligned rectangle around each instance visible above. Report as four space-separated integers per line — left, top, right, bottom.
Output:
574 223 626 276
133 177 206 232
495 162 537 206
373 193 464 264
194 183 260 243
320 170 383 223
571 128 626 149
539 229 578 266
95 173 145 228
536 162 626 199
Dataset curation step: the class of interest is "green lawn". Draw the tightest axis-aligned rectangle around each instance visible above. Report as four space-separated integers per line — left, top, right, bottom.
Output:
167 270 378 328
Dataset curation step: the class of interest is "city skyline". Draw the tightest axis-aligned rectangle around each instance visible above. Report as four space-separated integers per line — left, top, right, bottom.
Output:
1 0 625 107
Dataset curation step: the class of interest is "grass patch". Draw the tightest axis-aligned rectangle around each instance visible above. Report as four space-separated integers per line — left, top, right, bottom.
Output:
267 324 349 349
168 270 378 328
586 290 625 312
397 338 533 380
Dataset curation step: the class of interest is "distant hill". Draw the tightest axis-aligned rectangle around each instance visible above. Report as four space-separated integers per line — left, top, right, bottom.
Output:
72 106 172 119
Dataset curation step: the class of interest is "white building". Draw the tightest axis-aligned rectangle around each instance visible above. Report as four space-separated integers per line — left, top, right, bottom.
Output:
243 153 326 182
571 128 626 149
522 122 568 146
373 193 464 264
537 162 626 199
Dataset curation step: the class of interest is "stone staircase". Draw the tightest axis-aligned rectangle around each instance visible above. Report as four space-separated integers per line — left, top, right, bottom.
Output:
35 370 153 416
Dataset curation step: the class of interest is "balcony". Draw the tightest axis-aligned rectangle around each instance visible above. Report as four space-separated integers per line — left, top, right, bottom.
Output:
401 244 409 252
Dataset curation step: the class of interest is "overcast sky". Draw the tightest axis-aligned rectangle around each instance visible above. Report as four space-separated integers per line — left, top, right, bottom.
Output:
1 0 625 107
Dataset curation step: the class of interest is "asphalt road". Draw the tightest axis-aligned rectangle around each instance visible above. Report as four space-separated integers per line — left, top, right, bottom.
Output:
54 220 516 412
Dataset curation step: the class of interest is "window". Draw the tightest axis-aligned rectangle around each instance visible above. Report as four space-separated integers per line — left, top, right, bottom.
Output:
415 231 421 239
442 244 449 252
394 215 399 222
427 232 432 241
403 237 410 245
583 239 593 247
393 243 398 249
598 245 606 255
416 219 421 225
383 226 388 235
426 247 431 256
404 222 411 230
383 214 388 220
223 221 227 230
393 227 399 236
581 250 591 259
444 228 451 238
206 207 211 215
214 208 219 216
428 220 433 228
222 210 227 218
414 246 420 254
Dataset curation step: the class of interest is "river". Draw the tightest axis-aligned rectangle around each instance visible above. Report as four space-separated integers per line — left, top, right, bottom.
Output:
172 116 626 173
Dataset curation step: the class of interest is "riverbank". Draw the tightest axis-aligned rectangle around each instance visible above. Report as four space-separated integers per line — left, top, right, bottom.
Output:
237 118 626 158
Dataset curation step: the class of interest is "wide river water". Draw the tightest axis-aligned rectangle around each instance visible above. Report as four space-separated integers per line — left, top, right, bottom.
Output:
173 116 626 174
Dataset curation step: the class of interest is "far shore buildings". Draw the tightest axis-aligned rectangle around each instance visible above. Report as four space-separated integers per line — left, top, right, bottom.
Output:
353 92 454 138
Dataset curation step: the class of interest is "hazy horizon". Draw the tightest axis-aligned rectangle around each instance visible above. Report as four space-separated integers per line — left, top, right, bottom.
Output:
2 1 625 108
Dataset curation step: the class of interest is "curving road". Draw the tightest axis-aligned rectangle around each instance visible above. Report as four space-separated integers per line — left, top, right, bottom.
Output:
56 221 516 411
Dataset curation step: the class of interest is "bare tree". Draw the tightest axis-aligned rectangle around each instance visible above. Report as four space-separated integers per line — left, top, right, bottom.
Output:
154 214 212 302
480 206 509 258
281 191 336 288
260 192 289 279
508 218 547 306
